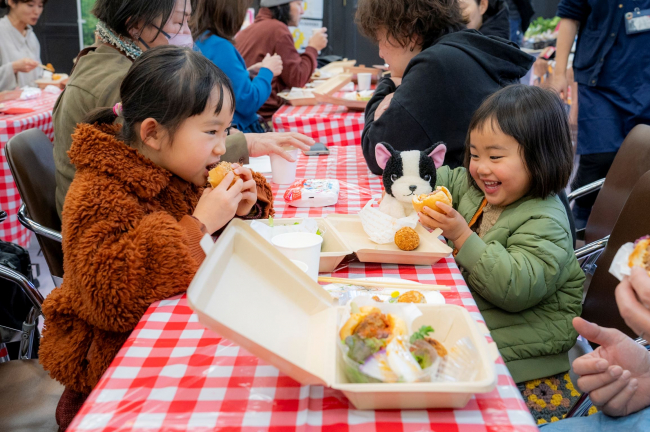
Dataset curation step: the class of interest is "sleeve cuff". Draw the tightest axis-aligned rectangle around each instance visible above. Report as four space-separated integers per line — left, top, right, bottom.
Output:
454 232 487 274
178 215 207 265
222 133 250 165
257 67 274 83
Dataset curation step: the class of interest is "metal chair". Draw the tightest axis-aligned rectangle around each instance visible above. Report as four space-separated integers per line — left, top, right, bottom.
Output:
566 171 650 417
5 129 63 287
0 210 64 431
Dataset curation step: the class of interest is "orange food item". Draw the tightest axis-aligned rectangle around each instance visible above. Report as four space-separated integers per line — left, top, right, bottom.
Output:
629 237 650 275
208 162 240 189
412 186 453 214
397 290 426 303
394 227 420 251
52 74 62 80
339 306 407 342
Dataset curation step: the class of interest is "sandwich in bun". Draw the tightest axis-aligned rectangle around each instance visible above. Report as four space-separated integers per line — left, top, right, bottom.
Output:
412 186 452 214
629 236 650 275
208 162 240 189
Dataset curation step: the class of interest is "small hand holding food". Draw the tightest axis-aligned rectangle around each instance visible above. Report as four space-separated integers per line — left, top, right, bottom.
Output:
193 171 243 233
374 93 394 121
261 53 283 77
419 202 472 249
571 317 650 417
231 164 258 217
308 28 328 51
12 58 39 73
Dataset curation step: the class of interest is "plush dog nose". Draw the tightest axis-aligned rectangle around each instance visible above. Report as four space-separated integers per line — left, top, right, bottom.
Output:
409 185 417 192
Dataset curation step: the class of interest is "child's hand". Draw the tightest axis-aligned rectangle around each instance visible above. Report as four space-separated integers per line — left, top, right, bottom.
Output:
232 164 258 217
418 202 473 249
193 172 243 233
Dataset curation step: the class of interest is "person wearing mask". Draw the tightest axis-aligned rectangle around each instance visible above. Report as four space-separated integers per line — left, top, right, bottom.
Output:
193 0 283 133
551 0 650 229
236 0 328 124
460 0 511 40
53 0 313 219
0 0 46 91
540 267 650 430
357 0 533 173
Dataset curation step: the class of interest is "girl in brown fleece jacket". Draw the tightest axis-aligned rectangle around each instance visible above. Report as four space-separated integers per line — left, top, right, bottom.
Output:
39 45 274 430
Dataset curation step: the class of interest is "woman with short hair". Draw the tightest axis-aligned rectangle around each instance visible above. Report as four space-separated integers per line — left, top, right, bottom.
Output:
0 0 46 90
357 0 533 173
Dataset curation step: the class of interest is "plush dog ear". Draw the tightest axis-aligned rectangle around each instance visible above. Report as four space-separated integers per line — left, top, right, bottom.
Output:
425 142 447 169
375 142 396 170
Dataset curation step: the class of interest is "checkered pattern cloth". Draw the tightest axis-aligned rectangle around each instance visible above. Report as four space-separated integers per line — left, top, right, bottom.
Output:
272 103 365 147
68 147 537 431
0 93 58 246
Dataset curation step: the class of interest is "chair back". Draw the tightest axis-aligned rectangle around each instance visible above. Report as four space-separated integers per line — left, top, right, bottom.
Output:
5 129 63 279
582 171 650 338
585 124 650 244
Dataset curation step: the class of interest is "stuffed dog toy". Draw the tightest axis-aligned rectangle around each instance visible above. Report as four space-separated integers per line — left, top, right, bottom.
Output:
375 142 447 219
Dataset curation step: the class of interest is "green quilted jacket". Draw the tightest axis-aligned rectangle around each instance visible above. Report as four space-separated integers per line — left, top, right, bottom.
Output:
437 166 584 383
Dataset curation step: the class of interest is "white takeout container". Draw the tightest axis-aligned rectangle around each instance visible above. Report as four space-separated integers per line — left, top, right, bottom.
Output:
326 214 454 265
253 217 353 273
187 219 497 410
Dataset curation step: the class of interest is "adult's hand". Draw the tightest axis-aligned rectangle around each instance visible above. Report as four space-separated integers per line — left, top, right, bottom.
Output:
308 28 328 51
374 93 394 121
261 53 283 77
571 317 650 416
12 58 39 74
550 71 569 101
244 132 314 162
616 267 650 337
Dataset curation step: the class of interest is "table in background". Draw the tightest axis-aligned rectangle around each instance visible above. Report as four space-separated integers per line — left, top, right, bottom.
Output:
273 103 365 147
0 93 59 246
68 147 537 432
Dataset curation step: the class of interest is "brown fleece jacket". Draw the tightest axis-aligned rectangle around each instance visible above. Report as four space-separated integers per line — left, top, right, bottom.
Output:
39 123 273 394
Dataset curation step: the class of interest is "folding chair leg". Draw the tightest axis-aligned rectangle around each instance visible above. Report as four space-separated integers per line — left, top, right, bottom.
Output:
19 307 38 360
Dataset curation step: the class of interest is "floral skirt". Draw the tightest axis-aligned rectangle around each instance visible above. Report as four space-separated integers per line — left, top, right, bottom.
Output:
518 372 595 426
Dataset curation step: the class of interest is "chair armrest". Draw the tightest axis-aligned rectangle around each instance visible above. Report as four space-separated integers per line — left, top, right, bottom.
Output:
0 264 44 311
17 204 62 243
567 179 606 203
575 236 609 260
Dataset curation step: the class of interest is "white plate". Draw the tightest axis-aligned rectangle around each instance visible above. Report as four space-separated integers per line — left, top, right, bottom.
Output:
323 277 445 305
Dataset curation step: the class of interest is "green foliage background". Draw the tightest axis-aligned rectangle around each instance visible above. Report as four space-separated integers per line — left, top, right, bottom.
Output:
81 0 97 47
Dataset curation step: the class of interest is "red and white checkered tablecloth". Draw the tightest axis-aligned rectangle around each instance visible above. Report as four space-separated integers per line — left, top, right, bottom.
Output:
273 103 365 147
0 93 58 246
68 146 537 432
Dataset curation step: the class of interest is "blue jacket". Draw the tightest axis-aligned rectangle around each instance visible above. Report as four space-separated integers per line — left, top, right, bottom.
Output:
557 0 650 87
196 33 273 131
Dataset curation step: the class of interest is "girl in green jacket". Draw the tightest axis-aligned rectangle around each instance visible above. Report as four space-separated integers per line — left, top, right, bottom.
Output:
418 85 585 421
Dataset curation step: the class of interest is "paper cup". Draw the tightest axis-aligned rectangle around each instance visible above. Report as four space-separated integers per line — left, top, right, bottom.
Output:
290 259 309 274
270 147 299 185
357 73 372 92
272 232 323 281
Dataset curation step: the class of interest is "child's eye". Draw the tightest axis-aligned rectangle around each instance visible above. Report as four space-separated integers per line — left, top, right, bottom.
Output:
206 130 217 135
226 127 232 136
490 156 503 160
470 153 478 158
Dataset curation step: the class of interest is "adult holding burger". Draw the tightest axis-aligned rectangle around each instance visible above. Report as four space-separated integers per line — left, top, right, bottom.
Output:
236 0 328 124
53 0 313 219
0 0 46 91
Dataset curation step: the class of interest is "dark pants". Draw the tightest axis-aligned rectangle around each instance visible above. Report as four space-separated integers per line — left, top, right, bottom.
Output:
571 152 618 229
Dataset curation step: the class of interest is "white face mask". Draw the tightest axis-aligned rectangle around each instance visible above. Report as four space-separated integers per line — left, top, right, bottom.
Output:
140 26 194 49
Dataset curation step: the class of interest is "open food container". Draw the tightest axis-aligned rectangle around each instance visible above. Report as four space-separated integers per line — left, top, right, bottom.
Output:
326 214 453 266
187 219 497 410
279 74 353 107
251 217 353 273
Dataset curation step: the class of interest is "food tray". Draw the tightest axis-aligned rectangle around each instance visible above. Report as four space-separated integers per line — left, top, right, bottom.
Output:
35 73 68 89
325 214 453 265
253 217 353 273
313 92 368 110
187 219 497 410
280 74 352 107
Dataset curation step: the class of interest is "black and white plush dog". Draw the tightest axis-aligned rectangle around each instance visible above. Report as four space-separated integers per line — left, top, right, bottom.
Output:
375 142 447 219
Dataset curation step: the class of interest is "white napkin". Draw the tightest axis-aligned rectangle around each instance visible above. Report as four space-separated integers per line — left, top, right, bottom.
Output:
609 243 635 281
358 199 419 244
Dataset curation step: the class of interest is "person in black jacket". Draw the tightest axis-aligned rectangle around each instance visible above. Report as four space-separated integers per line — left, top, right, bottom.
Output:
461 0 511 40
356 0 534 174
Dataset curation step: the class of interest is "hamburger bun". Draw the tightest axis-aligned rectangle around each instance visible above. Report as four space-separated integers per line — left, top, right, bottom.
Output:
208 162 240 189
629 237 650 274
412 186 452 214
339 306 407 341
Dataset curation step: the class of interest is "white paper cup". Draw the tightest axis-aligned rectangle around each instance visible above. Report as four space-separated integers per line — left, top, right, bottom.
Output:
290 259 309 274
270 147 299 185
272 232 323 281
357 73 372 92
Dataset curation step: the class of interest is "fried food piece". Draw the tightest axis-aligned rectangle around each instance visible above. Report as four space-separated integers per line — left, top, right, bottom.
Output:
45 63 54 72
371 296 383 302
397 290 426 304
208 161 240 189
354 311 391 339
339 306 407 341
412 186 453 214
52 74 62 80
424 337 448 357
395 227 420 251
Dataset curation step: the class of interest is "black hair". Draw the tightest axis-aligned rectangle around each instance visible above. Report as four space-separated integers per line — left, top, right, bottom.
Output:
464 84 573 199
1 0 48 9
91 0 178 41
84 45 235 147
269 3 292 26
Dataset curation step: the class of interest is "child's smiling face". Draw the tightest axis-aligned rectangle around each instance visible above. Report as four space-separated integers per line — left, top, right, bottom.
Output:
468 121 532 207
152 88 233 186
